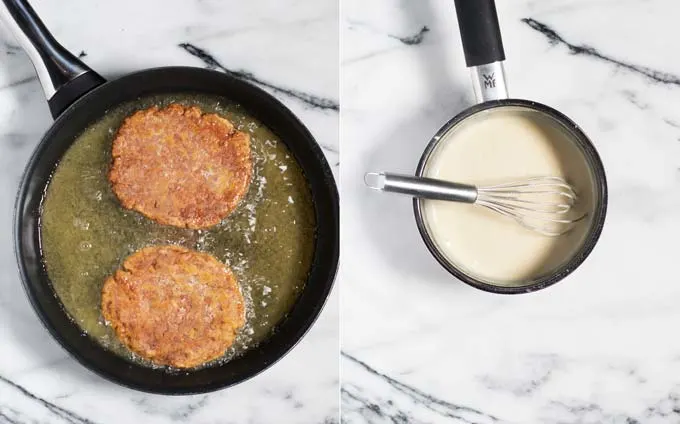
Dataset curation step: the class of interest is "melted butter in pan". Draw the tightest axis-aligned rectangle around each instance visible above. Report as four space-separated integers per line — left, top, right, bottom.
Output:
40 93 316 369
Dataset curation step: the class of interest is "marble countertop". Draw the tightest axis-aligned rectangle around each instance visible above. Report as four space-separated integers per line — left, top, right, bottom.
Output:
341 0 680 423
0 1 338 423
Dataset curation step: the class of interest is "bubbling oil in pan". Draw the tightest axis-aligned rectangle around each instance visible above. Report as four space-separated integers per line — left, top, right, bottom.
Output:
39 93 316 370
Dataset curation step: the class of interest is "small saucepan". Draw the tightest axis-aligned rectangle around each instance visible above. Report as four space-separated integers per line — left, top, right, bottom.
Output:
2 0 338 393
371 0 607 294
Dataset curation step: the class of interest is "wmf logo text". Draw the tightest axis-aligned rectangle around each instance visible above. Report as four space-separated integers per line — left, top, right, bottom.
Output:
483 73 496 89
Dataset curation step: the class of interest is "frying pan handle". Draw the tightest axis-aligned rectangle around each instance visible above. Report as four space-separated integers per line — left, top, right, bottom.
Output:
453 0 508 103
0 0 105 118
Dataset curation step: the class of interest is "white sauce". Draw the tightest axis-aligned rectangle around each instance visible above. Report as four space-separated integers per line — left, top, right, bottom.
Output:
421 107 596 286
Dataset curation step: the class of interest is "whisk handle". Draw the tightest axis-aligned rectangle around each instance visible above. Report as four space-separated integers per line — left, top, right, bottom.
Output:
365 173 478 203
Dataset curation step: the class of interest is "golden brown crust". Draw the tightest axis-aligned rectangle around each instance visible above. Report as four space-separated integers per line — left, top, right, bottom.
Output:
109 104 252 229
101 245 245 368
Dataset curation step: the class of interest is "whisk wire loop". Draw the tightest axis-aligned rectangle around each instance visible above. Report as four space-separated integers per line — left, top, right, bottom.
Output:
475 176 584 236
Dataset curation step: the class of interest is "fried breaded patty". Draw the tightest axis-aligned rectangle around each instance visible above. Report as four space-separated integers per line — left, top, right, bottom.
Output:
101 245 245 368
109 104 252 229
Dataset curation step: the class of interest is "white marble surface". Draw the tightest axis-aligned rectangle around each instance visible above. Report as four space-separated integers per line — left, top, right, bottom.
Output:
0 1 338 423
341 0 680 422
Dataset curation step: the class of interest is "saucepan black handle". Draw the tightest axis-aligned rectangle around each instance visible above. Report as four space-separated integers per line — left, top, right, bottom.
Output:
453 0 508 102
0 0 105 118
454 0 505 66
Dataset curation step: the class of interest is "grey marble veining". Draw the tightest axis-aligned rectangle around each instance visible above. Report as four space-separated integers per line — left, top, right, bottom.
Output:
0 0 338 423
341 0 680 422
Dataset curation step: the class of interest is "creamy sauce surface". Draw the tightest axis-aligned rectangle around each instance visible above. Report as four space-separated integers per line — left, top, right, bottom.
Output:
422 107 596 285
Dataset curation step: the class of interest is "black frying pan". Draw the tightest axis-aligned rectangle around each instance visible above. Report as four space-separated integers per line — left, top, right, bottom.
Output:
2 0 338 394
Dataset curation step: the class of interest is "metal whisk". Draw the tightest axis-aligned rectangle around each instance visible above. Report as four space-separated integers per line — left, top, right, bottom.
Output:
364 172 585 236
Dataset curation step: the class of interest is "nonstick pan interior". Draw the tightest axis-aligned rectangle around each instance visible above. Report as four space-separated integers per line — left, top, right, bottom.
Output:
15 67 339 394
